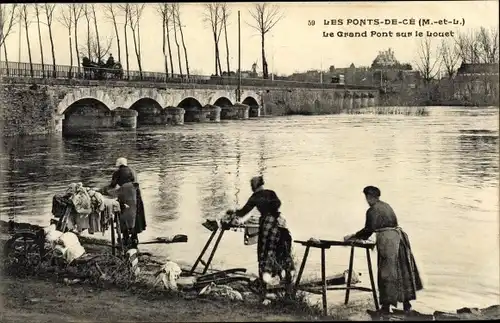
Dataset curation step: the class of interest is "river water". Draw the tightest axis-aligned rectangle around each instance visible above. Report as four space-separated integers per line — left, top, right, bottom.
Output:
1 106 498 313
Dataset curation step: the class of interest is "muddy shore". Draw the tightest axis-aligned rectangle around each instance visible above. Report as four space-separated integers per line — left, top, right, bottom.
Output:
1 220 499 322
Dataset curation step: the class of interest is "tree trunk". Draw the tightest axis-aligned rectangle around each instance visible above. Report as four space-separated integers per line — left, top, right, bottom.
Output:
166 17 174 77
47 21 56 77
74 19 80 75
36 12 45 77
216 43 222 76
68 26 73 77
124 11 130 79
24 20 34 77
223 17 230 75
212 32 218 75
84 12 91 60
172 16 183 78
162 14 168 80
137 18 143 79
111 12 121 64
91 6 101 62
3 43 9 76
177 13 190 78
130 23 142 80
261 33 268 79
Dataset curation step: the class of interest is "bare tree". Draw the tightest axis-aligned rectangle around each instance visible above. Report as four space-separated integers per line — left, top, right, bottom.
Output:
83 5 91 60
20 4 34 77
221 3 230 75
90 4 102 63
0 4 18 48
247 4 284 79
33 4 45 76
165 5 174 77
203 3 224 76
155 4 169 78
117 4 130 79
440 38 461 79
104 4 122 64
1 4 19 75
71 4 83 73
79 34 113 63
43 4 56 77
171 4 183 78
128 3 145 79
58 5 73 76
415 37 441 85
173 4 190 78
477 27 499 64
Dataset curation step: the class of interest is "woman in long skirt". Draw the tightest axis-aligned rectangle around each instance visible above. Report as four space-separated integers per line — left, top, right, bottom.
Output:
229 176 295 289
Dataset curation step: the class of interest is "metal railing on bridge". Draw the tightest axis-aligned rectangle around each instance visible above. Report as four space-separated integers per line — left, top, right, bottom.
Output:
0 61 376 90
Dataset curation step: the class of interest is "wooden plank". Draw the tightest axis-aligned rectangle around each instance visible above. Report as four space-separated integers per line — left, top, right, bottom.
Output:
300 274 346 287
294 239 375 249
298 285 373 292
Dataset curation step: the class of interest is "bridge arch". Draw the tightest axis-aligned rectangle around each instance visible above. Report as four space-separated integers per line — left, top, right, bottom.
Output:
242 96 260 117
61 98 113 135
177 97 203 122
62 97 111 116
213 97 233 107
128 97 164 126
57 90 114 116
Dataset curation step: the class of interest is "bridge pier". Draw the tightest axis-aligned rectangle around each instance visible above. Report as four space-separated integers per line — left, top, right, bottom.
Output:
249 105 260 117
163 107 185 125
361 93 369 108
113 108 138 129
334 92 344 113
343 92 353 110
187 104 220 122
368 93 375 107
220 105 237 120
353 93 362 109
234 103 250 119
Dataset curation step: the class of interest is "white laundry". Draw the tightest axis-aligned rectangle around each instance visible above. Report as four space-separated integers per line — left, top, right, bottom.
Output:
157 259 182 291
56 232 85 263
43 224 63 245
199 282 243 301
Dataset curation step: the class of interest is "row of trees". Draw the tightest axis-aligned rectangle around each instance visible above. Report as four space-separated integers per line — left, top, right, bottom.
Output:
202 3 283 79
416 26 499 83
0 3 192 79
1 3 285 80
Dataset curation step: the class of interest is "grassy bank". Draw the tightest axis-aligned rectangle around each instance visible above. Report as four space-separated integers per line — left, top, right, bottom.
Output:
0 220 370 322
2 220 499 322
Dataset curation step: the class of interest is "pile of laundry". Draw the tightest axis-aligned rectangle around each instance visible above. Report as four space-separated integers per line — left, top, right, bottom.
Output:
52 182 121 235
150 259 244 302
44 224 85 264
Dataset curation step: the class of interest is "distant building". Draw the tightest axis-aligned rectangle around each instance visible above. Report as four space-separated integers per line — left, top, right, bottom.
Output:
454 63 499 103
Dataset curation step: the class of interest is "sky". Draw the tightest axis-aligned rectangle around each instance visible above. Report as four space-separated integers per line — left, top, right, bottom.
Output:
2 1 499 76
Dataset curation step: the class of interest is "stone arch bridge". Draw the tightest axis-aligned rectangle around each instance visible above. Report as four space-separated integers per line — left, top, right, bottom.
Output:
0 77 380 136
54 85 262 134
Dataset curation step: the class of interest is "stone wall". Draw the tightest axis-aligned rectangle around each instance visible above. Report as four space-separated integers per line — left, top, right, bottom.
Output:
261 88 379 116
0 84 59 136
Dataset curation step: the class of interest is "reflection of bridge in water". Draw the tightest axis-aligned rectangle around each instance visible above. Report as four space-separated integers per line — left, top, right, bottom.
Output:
0 61 380 137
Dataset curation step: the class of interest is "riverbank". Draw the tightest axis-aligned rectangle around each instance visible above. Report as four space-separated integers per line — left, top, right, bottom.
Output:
2 220 499 322
0 220 369 322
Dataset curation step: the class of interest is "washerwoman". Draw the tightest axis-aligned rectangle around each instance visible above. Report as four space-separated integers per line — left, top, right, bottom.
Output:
228 176 295 293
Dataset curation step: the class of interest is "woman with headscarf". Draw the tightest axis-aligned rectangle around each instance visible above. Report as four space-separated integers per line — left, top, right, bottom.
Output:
108 157 147 249
228 176 295 292
344 186 423 316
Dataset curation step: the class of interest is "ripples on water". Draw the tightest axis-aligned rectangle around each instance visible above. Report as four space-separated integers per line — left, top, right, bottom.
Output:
1 106 498 312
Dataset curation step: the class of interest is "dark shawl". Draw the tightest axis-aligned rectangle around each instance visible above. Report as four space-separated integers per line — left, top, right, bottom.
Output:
236 189 294 278
110 165 146 234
